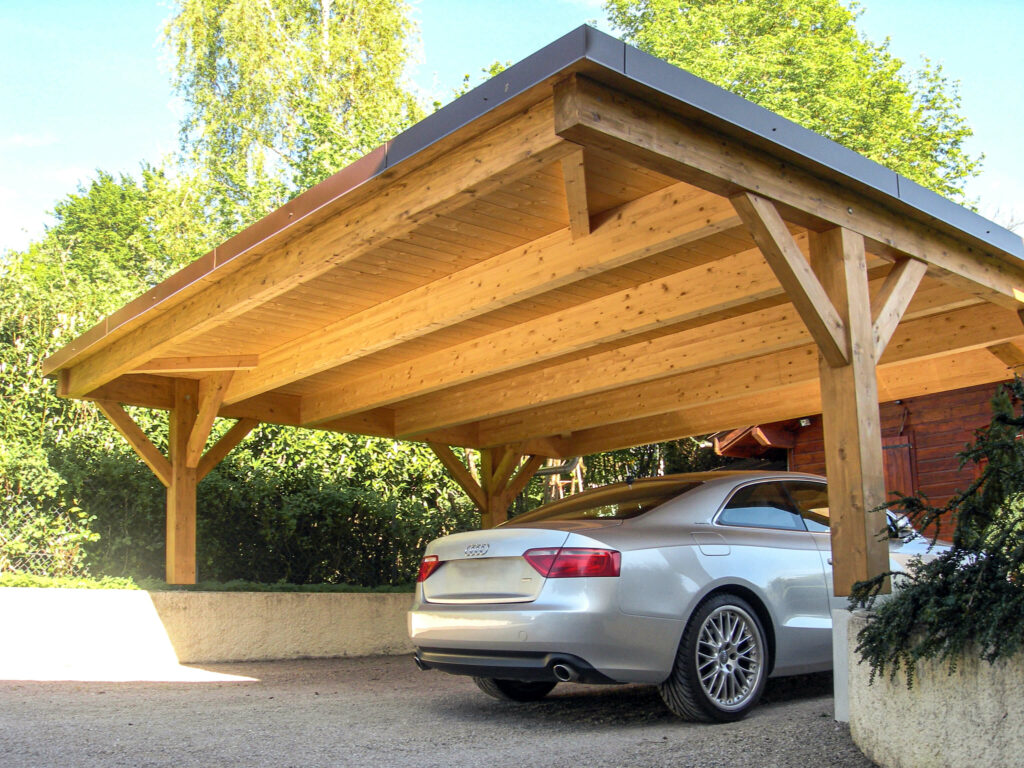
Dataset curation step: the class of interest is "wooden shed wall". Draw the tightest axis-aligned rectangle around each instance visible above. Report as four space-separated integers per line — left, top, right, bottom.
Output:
788 382 1004 511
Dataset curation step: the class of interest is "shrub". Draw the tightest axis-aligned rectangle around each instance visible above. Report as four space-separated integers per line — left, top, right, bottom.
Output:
850 378 1024 686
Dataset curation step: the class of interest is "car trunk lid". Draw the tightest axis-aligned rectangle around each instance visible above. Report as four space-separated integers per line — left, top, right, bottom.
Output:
422 528 571 604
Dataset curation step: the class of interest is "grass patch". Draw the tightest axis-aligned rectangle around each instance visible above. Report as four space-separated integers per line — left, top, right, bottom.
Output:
0 572 413 593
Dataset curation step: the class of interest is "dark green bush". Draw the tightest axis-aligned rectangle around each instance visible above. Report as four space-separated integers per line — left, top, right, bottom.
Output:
850 378 1024 686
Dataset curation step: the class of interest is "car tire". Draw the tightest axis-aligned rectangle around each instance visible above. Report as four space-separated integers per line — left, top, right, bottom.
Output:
472 677 557 702
658 593 769 722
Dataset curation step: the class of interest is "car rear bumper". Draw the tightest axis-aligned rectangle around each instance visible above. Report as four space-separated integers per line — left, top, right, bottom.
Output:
413 648 617 684
408 582 682 684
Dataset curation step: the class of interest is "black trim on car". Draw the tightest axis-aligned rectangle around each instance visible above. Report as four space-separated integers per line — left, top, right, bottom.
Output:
413 647 618 684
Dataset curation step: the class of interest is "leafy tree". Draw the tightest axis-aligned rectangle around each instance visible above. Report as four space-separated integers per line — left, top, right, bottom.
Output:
604 0 981 200
165 0 423 231
851 379 1024 686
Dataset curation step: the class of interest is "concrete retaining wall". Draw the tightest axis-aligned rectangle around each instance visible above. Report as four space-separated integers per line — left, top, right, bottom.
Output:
0 587 414 679
848 611 1024 768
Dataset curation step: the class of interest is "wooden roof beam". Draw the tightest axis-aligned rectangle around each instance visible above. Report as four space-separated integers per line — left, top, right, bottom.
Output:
546 345 1016 457
61 97 576 399
301 230 781 426
553 74 1024 311
229 181 740 409
129 355 259 374
324 268 962 435
474 303 1024 445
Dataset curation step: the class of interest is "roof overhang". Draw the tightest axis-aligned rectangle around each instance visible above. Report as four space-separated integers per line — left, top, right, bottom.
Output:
44 25 1024 459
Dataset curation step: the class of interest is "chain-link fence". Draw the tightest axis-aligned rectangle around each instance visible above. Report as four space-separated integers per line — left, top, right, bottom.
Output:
0 507 92 579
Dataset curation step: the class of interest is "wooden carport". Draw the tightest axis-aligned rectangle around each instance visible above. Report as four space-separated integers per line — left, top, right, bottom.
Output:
43 27 1024 591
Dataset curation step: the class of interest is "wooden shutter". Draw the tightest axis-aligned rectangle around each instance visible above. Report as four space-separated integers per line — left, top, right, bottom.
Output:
882 435 916 499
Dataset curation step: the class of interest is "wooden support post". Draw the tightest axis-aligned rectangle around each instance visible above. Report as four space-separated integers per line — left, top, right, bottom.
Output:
559 147 590 239
811 227 890 596
167 379 199 584
96 382 259 585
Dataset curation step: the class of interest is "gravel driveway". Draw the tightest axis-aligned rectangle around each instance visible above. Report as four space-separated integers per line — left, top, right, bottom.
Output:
0 655 873 767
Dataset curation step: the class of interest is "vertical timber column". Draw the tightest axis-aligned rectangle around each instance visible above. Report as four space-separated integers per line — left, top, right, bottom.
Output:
167 379 199 584
811 227 889 596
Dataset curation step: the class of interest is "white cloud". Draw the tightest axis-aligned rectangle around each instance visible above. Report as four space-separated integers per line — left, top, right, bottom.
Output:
2 132 58 149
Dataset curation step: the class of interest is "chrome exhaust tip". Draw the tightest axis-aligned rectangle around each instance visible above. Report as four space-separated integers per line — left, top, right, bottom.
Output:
552 663 579 682
413 654 429 671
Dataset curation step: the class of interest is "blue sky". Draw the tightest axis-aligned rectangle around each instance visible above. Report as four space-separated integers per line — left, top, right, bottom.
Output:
1 0 1021 253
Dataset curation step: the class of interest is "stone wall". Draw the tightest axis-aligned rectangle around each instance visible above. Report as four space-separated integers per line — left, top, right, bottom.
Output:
847 611 1023 768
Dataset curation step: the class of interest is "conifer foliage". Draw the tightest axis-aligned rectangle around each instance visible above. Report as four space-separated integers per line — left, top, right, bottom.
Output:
851 379 1024 686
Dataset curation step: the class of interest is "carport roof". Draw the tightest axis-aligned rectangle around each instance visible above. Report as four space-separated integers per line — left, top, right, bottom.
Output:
44 24 1024 459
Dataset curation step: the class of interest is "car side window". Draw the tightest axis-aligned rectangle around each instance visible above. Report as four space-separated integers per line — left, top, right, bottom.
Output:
785 481 830 533
717 482 806 531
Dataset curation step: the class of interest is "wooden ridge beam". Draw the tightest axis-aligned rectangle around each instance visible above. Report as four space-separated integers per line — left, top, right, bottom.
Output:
301 235 785 425
96 401 172 487
732 192 849 367
553 75 1024 310
474 302 1024 446
231 182 741 409
62 98 576 399
560 146 590 239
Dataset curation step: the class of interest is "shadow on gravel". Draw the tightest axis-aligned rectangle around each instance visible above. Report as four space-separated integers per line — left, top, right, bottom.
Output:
435 672 834 728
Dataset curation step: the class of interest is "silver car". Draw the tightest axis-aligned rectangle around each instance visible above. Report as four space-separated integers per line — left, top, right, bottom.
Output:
409 471 928 721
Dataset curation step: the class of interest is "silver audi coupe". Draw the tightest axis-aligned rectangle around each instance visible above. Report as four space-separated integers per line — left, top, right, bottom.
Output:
409 471 928 721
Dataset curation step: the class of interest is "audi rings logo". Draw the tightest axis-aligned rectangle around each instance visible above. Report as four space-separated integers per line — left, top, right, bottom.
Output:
464 543 490 557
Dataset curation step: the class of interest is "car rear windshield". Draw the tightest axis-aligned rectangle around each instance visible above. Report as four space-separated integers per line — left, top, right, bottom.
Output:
506 481 703 525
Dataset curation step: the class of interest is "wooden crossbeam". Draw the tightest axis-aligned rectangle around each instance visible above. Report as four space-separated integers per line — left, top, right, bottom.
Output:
130 355 259 373
62 98 576 399
560 146 590 239
553 75 1024 311
732 192 849 367
186 373 234 468
236 182 741 410
96 401 172 487
871 258 928 358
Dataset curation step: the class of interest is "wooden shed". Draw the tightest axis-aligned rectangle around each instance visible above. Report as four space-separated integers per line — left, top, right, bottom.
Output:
42 27 1024 593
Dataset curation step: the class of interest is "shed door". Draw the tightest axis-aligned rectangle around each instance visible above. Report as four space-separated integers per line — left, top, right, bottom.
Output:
882 435 916 499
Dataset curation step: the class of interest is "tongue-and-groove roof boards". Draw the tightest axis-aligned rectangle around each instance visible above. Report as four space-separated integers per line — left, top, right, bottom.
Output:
44 27 1024 588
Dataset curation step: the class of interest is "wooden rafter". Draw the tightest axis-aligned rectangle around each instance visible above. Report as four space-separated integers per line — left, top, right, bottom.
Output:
237 183 741 410
553 75 1024 311
986 341 1024 372
732 192 849 368
96 401 172 487
559 146 590 239
302 231 776 425
61 99 577 399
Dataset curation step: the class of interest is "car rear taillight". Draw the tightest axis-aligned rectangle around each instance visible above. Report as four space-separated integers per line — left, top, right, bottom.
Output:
523 547 621 578
417 555 442 582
